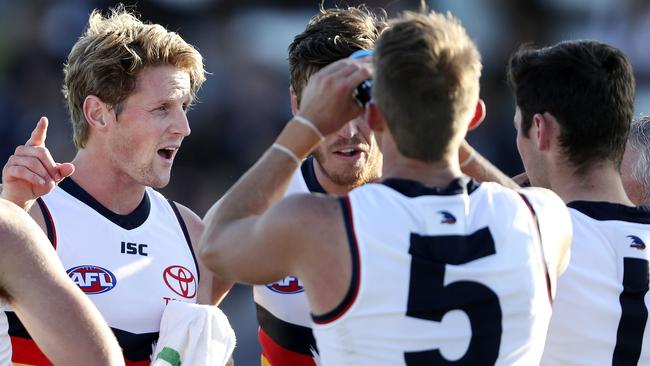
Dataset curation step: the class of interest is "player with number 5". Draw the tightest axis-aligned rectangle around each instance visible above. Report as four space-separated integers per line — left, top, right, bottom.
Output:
200 10 573 365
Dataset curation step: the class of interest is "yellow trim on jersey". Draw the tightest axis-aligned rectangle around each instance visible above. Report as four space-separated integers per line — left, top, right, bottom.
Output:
261 354 272 366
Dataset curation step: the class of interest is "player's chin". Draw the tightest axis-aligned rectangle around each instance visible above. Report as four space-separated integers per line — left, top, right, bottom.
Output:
148 173 172 189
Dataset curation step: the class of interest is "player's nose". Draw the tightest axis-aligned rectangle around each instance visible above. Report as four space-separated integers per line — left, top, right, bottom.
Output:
172 112 191 137
336 120 358 139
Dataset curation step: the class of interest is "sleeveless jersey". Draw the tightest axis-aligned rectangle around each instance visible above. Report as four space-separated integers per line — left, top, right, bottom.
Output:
541 201 650 366
313 178 571 366
253 157 325 366
0 301 8 366
0 178 199 366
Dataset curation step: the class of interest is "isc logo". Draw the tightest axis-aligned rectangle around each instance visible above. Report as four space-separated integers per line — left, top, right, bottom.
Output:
67 265 117 294
121 241 148 256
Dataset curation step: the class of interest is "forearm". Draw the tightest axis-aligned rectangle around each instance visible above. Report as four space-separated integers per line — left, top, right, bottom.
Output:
14 283 124 365
200 58 369 277
2 204 123 365
196 272 234 305
460 140 519 189
201 119 321 250
228 119 320 217
210 275 234 305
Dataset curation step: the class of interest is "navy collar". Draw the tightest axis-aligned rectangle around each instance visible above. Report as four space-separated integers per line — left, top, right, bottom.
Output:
301 156 327 194
381 176 480 198
58 178 151 230
567 200 650 224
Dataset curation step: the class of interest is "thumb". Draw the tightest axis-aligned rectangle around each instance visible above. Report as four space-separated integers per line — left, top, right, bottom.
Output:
26 117 48 147
56 163 75 181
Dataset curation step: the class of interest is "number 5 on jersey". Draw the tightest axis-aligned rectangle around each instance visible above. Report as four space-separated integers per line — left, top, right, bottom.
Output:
405 228 502 365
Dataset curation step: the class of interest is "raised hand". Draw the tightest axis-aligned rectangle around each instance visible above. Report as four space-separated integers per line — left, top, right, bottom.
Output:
1 117 75 210
298 57 373 136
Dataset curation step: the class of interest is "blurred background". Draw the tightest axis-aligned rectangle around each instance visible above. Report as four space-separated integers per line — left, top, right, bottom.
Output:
1 0 648 363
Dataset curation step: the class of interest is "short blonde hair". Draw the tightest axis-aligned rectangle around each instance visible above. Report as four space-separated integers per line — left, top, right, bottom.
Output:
373 11 481 161
63 6 206 148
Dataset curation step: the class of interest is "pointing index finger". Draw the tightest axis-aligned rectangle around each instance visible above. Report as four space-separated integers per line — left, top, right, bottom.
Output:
26 117 48 147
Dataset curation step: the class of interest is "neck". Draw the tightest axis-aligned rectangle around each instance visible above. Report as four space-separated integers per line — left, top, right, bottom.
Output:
549 162 633 206
383 152 462 189
70 150 146 215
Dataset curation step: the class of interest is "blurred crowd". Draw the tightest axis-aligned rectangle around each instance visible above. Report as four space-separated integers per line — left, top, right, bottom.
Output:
1 0 648 363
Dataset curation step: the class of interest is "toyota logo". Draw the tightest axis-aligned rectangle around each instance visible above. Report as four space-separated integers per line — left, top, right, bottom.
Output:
163 265 197 299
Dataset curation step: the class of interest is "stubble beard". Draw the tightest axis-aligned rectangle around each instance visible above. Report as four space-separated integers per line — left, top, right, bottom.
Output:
127 158 172 189
313 143 382 189
146 165 172 189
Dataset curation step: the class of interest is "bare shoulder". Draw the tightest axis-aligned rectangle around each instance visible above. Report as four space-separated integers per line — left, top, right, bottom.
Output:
269 193 352 314
0 199 40 240
0 197 20 217
0 200 23 242
171 201 204 240
263 193 347 269
199 192 347 285
0 183 47 233
265 193 343 236
172 201 203 226
0 199 59 287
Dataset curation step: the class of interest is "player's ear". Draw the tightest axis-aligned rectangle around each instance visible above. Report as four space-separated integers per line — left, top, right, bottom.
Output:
290 86 299 116
468 99 486 131
533 112 557 151
83 95 113 130
366 101 386 133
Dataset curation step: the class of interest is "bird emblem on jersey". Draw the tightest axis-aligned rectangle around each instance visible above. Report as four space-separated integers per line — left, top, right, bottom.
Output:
438 211 457 224
628 235 646 250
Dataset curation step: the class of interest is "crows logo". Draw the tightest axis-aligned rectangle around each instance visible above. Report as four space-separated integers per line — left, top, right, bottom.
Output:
438 211 457 224
628 235 646 250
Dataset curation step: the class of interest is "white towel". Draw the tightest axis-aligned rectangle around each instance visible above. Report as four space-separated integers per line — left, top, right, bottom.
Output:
152 301 236 366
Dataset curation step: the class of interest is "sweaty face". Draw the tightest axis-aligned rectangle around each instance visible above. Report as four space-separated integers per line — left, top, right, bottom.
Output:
311 115 382 189
107 65 192 189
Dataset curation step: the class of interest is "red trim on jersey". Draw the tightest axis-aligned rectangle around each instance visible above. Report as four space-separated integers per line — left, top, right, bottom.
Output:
125 360 151 366
10 336 150 366
518 193 553 304
312 196 361 324
10 336 53 365
37 197 57 249
258 327 316 366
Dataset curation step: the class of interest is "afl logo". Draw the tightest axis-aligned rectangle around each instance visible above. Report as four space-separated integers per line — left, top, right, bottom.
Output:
266 276 304 294
67 265 117 294
163 265 197 299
